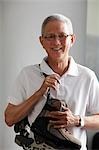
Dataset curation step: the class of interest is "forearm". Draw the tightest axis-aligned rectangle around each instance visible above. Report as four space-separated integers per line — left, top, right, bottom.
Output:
5 73 60 127
5 87 46 126
74 114 99 130
83 114 99 129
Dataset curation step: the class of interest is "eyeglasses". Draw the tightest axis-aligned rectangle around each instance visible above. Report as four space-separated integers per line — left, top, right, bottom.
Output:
43 33 72 42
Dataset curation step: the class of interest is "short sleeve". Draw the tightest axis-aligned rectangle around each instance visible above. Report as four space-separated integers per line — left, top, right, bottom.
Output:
8 69 26 105
87 72 99 114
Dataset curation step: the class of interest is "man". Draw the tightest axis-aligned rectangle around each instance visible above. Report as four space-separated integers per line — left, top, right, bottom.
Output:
4 14 99 150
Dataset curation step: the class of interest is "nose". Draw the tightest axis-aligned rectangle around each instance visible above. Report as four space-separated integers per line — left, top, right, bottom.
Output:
53 36 61 44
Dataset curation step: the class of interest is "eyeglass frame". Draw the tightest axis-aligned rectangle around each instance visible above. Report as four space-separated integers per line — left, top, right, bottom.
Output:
42 33 73 42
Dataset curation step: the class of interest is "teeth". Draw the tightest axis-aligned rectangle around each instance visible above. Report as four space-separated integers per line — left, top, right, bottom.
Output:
53 48 61 51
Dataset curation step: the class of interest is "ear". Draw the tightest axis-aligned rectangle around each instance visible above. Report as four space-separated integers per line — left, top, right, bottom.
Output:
39 36 44 47
71 34 76 47
39 36 46 49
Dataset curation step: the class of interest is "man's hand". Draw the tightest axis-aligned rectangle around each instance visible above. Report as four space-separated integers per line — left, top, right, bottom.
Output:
47 106 79 128
39 74 60 94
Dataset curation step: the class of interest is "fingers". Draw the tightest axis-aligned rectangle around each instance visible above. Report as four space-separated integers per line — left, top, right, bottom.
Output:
49 120 67 128
43 73 60 84
49 117 73 129
39 74 60 94
48 111 67 128
47 108 75 128
43 74 60 90
48 110 66 118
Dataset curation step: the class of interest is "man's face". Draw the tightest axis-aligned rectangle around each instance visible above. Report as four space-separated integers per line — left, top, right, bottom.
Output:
40 20 75 62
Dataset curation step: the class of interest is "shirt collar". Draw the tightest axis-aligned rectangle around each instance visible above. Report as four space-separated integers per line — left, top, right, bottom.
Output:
66 56 79 76
40 57 55 75
40 56 79 77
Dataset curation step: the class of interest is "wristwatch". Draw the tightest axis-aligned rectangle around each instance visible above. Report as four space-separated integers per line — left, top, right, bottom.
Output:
78 116 85 127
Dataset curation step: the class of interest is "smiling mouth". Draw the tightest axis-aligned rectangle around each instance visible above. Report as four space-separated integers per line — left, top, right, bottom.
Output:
52 47 62 51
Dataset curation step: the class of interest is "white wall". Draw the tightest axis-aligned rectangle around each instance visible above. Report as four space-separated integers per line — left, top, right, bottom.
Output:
1 0 95 150
86 0 99 80
86 0 99 149
87 0 99 36
0 1 3 101
0 1 4 150
0 1 2 108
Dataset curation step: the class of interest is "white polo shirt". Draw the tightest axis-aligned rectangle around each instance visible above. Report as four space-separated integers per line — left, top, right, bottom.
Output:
8 56 99 150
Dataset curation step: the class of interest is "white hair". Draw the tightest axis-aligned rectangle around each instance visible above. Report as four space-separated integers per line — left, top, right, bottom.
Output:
41 13 73 35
